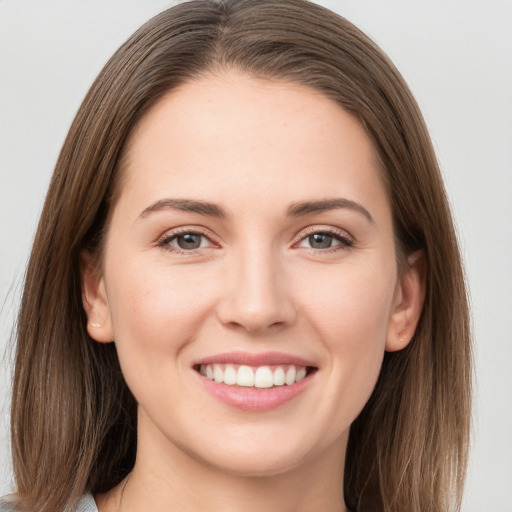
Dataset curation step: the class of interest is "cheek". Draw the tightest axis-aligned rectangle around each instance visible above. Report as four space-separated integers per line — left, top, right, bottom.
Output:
296 259 396 408
301 258 395 344
105 257 218 358
103 259 223 411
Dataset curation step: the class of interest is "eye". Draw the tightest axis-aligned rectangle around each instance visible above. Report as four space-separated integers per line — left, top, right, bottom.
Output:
158 229 215 252
174 233 205 250
296 229 353 251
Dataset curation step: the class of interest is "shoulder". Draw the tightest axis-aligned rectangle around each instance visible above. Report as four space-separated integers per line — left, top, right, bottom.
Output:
0 495 15 512
76 494 99 512
0 494 98 512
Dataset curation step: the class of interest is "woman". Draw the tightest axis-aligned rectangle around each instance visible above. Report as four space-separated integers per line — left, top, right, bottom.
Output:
1 0 471 511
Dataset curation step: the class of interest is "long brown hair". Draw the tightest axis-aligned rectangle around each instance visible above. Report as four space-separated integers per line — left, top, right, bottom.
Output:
11 1 471 511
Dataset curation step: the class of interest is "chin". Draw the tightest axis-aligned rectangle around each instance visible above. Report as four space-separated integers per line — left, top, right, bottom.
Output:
178 424 346 479
198 446 313 478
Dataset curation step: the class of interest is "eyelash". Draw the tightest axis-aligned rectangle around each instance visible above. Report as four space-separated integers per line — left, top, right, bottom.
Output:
157 227 218 255
157 226 354 255
293 226 354 253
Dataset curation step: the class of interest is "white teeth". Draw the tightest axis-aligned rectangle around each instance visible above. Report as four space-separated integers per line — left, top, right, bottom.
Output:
273 366 285 386
223 364 237 385
296 367 307 382
254 366 273 388
200 363 310 388
237 365 255 387
213 364 224 383
285 366 296 385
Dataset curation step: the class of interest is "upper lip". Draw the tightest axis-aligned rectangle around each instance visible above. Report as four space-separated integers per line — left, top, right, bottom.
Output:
194 351 317 368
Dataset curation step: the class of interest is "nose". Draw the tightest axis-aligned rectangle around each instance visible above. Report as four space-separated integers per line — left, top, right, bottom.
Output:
216 244 296 334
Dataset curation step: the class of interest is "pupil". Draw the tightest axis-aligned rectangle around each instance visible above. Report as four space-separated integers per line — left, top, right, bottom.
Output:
178 234 201 249
309 233 332 249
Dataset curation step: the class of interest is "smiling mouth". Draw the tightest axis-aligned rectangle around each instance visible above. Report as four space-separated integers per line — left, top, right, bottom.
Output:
193 363 317 389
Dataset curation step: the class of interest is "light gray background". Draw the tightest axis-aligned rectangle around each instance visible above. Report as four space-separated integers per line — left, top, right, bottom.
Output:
1 1 511 510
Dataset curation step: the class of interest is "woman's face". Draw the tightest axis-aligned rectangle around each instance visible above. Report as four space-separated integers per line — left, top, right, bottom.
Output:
85 71 419 477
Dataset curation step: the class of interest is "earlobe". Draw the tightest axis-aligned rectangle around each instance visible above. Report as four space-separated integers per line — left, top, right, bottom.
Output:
81 252 115 343
385 250 426 352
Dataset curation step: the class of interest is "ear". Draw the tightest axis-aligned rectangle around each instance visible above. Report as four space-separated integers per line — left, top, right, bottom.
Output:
386 250 426 352
81 252 115 343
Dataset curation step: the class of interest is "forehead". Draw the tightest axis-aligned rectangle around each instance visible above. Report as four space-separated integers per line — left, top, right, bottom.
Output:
116 71 390 221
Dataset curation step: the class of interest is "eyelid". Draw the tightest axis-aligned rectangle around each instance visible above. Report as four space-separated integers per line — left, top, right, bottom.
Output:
292 225 354 250
155 224 354 254
156 225 220 252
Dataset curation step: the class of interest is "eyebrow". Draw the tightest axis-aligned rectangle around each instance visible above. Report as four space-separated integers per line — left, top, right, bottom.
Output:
287 198 374 223
138 198 229 220
138 197 373 223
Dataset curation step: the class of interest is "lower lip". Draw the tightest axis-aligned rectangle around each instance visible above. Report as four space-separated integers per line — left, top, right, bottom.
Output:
196 372 314 411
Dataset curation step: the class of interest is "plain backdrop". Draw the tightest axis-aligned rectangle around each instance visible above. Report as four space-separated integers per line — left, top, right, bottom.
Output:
1 1 511 510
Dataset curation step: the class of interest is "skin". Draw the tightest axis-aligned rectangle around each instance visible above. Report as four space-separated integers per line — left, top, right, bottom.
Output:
83 71 425 512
